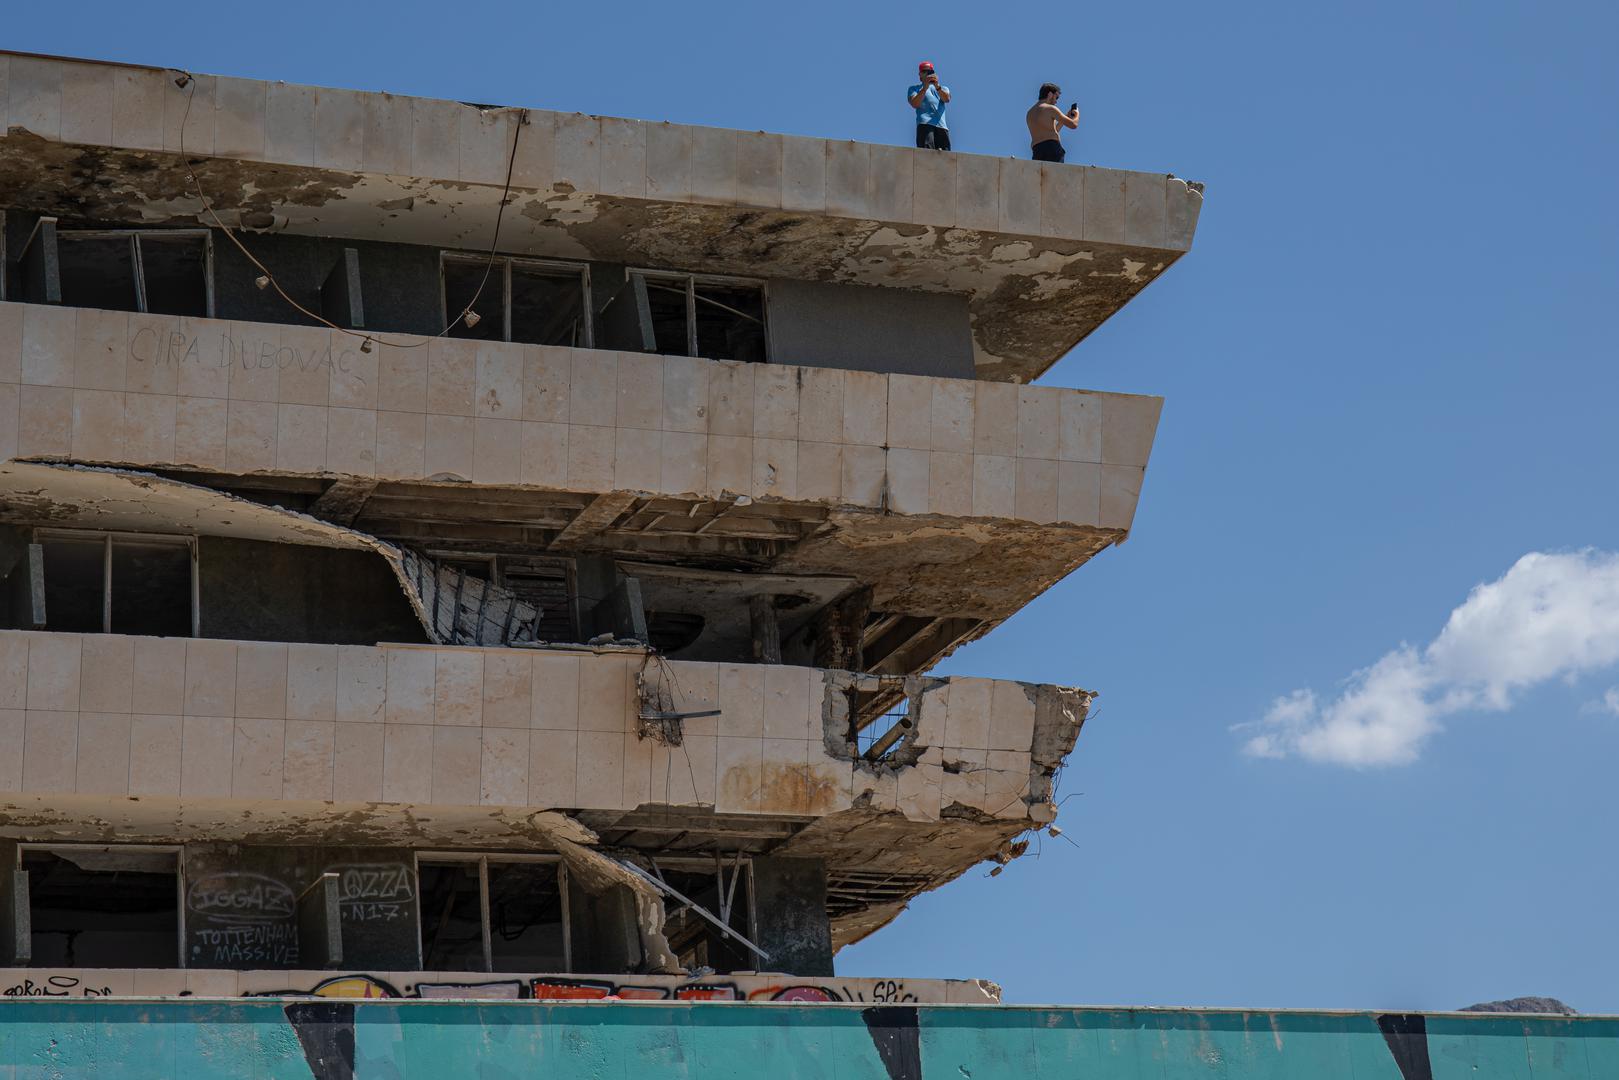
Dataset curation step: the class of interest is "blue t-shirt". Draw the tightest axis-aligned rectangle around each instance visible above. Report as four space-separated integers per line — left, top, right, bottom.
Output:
908 83 949 129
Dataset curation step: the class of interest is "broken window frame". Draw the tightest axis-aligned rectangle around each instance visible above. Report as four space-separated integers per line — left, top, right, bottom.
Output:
438 252 595 348
630 853 760 969
17 220 216 316
425 550 580 644
414 852 572 973
14 843 187 969
627 268 770 361
31 528 199 638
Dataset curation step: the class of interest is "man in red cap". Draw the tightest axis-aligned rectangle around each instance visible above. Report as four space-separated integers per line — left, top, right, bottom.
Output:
907 62 952 151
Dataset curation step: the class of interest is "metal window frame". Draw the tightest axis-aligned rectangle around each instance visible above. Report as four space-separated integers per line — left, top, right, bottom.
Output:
15 843 187 969
423 550 580 641
413 852 571 974
636 853 759 960
31 528 199 637
438 252 594 348
626 268 769 360
52 228 216 317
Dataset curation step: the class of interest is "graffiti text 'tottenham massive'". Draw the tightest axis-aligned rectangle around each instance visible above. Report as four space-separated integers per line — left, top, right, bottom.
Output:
128 327 366 384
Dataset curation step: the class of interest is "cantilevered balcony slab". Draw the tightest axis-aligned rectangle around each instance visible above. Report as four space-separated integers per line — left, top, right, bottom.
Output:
0 50 1204 382
0 301 1161 624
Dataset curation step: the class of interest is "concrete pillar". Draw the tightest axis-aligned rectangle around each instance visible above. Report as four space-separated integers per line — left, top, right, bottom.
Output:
750 856 833 977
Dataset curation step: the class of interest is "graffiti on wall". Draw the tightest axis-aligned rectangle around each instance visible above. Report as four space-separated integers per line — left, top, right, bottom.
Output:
127 326 367 386
329 863 414 925
186 872 300 967
247 974 919 1003
2 976 114 998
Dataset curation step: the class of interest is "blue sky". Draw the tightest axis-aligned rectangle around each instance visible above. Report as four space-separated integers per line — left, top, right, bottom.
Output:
12 0 1617 1013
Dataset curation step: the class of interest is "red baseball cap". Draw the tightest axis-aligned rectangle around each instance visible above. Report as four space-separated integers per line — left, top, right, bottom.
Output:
918 61 935 73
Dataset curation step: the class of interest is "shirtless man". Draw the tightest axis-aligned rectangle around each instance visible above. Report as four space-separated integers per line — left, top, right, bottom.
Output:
1026 83 1080 163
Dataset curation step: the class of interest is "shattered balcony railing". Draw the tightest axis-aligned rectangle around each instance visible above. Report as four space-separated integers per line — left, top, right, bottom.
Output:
0 629 1090 828
0 301 1160 534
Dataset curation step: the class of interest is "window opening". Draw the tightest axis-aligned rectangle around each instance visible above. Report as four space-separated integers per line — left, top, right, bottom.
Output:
427 552 579 643
858 697 913 762
32 530 196 637
20 847 182 968
644 856 756 973
631 271 768 362
49 229 213 316
417 855 569 972
441 254 592 348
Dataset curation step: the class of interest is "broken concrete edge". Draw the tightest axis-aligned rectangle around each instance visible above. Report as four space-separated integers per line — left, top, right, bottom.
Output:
549 834 683 976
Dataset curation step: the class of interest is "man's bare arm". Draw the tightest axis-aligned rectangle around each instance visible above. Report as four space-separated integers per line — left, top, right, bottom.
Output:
1061 104 1080 129
936 85 951 103
908 88 928 108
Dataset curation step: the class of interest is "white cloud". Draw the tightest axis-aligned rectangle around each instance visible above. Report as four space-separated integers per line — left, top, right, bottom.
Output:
1238 550 1619 766
1592 687 1619 717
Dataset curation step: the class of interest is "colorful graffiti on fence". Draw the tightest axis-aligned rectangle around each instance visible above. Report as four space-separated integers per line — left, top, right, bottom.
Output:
248 973 917 1003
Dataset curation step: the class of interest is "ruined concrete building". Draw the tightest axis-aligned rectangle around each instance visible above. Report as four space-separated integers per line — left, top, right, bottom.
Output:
0 51 1196 1005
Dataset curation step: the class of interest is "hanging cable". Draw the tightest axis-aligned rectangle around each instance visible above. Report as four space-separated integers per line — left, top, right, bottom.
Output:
174 70 526 350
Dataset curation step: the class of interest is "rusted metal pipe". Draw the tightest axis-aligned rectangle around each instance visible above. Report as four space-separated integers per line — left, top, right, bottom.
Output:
863 715 914 762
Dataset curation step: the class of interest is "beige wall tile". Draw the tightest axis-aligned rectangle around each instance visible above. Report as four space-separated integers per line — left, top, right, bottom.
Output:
0 383 16 460
566 424 615 489
510 109 555 188
752 437 796 500
972 453 1016 519
276 403 328 473
214 77 267 160
1058 391 1103 462
331 338 378 411
553 113 601 192
668 662 719 737
132 637 186 714
1040 162 1084 237
912 150 957 224
74 307 128 391
781 135 827 212
796 441 841 503
286 644 337 721
361 92 411 174
459 106 512 185
125 392 177 464
646 122 692 202
336 644 386 723
264 81 315 166
652 733 716 806
705 434 751 497
22 303 76 387
427 339 476 416
80 635 134 713
986 749 1032 819
9 56 63 139
173 396 228 470
885 448 930 515
1058 461 1102 525
955 154 1000 231
236 642 288 719
112 67 166 152
60 62 113 144
180 715 233 798
1100 393 1162 467
569 348 617 427
1099 464 1145 531
929 451 973 516
897 754 942 822
661 355 708 433
481 727 530 806
622 729 653 808
575 729 625 810
23 710 77 793
278 325 333 407
124 313 176 395
475 342 524 419
184 639 237 717
432 726 482 805
0 635 26 710
659 431 708 497
327 407 378 477
1083 166 1128 245
229 322 281 403
1015 458 1059 524
998 158 1042 235
528 728 578 806
886 374 932 450
1125 172 1169 248
18 385 72 457
707 361 754 437
27 632 82 712
385 649 435 725
841 444 886 508
715 735 763 814
805 754 853 814
434 650 484 727
578 655 629 733
869 145 914 223
520 420 568 486
473 417 522 484
232 717 285 799
762 667 812 741
76 712 130 795
988 681 1036 751
930 378 975 453
382 724 433 803
598 117 647 197
128 714 181 796
424 414 474 480
1016 387 1059 459
284 719 336 801
941 747 988 810
378 342 428 412
796 366 843 444
753 365 799 439
410 97 460 181
174 316 229 400
1167 178 1203 250
72 389 128 462
717 664 763 738
226 400 277 472
314 87 365 171
616 352 664 430
482 652 532 729
334 723 384 801
615 425 662 491
736 131 783 209
531 653 580 730
825 140 872 218
376 410 426 480
942 678 993 750
689 126 739 205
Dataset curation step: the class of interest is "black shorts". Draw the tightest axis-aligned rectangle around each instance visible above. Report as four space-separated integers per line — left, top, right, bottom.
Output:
1032 139 1065 163
916 124 951 151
